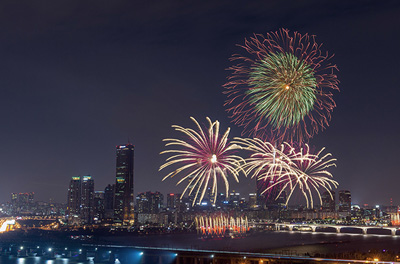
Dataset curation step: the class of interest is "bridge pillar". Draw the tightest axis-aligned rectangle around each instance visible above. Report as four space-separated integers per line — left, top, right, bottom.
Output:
362 228 367 235
336 227 341 233
391 229 397 236
311 226 317 232
276 224 280 231
289 225 293 231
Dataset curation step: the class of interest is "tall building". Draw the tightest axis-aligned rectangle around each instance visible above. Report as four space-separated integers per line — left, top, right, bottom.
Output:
322 190 336 212
167 193 176 210
114 144 135 225
135 192 149 214
10 192 35 214
229 191 240 207
248 193 257 209
67 176 82 217
339 190 351 213
104 184 115 221
136 191 164 214
93 191 105 222
66 176 95 224
81 176 94 224
149 191 163 213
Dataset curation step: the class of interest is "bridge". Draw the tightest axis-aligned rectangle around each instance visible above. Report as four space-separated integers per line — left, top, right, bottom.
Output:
270 222 399 236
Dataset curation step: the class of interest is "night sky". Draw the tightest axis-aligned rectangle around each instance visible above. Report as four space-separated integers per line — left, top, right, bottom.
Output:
0 1 399 206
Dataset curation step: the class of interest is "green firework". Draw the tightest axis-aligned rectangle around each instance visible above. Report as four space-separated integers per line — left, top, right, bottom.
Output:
247 52 317 128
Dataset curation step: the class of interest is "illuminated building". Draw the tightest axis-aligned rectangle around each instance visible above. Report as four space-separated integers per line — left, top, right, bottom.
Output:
339 190 351 214
248 193 257 209
94 191 105 222
114 144 135 225
136 191 163 214
66 176 94 224
10 192 35 214
322 190 336 212
229 191 240 208
167 193 176 210
67 176 81 218
81 176 94 224
136 192 148 214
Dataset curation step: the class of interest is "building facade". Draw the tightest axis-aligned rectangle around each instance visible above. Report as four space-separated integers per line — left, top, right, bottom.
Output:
114 144 135 225
322 190 336 212
339 190 352 215
66 175 95 224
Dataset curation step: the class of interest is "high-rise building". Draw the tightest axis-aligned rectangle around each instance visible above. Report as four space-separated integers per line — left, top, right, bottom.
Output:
229 191 240 207
114 144 135 225
67 176 82 217
322 190 336 212
94 191 105 222
80 176 94 224
10 192 35 214
339 190 351 212
66 176 95 224
149 191 163 213
248 193 257 209
167 193 176 210
135 192 149 214
136 191 164 214
104 184 115 221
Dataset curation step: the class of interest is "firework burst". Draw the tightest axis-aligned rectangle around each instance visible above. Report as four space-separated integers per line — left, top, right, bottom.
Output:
233 138 338 208
159 117 245 205
225 28 339 143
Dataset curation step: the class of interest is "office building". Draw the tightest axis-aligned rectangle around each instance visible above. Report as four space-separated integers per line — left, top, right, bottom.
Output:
67 176 82 217
136 191 164 214
104 184 115 220
248 193 257 209
339 190 351 213
114 144 135 225
80 176 94 224
322 190 336 212
94 191 105 222
66 175 95 224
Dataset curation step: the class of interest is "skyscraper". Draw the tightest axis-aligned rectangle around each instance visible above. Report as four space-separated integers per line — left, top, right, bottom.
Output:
339 190 351 213
322 190 336 212
166 193 176 211
66 176 95 224
67 176 82 217
93 191 105 222
104 184 115 221
136 191 163 214
114 144 135 225
80 175 94 224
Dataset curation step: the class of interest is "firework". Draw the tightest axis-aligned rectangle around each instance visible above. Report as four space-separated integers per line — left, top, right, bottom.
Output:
195 215 249 236
224 28 339 143
159 117 244 205
234 138 338 208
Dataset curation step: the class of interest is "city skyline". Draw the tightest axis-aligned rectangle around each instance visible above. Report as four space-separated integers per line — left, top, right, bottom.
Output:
0 1 399 206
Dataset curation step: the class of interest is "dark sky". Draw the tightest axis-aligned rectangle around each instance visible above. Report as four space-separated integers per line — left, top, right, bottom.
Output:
0 0 399 206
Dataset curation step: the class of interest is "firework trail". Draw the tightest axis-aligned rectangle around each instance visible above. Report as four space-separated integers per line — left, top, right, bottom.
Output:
160 117 245 206
225 28 339 144
233 138 338 208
